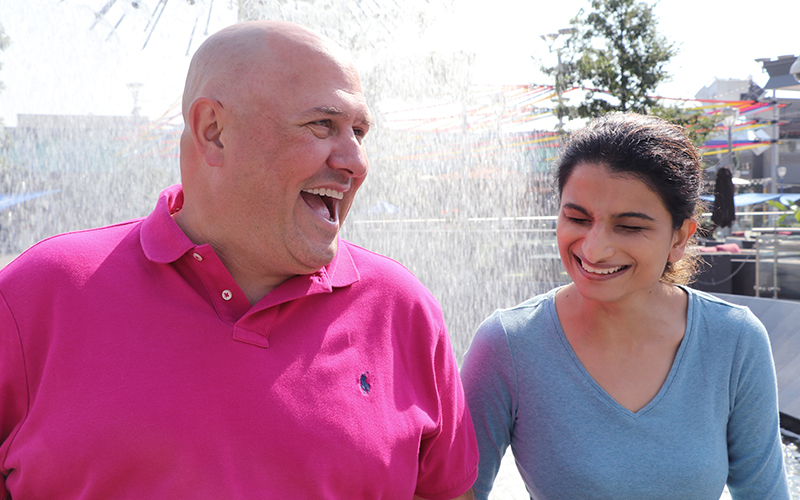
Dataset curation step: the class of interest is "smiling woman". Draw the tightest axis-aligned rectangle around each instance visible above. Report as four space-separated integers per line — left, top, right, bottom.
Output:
461 113 791 500
556 164 693 307
553 113 702 306
554 112 704 286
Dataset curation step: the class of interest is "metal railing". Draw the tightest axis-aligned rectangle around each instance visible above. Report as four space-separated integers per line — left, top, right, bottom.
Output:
751 228 800 298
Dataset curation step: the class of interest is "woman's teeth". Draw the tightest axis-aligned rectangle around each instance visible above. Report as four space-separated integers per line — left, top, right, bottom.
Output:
580 260 623 275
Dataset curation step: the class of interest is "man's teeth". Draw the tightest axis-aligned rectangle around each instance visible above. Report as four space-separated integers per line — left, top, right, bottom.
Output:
580 261 623 275
302 188 344 200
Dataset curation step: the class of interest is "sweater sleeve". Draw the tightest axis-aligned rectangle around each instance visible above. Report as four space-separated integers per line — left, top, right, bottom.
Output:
460 312 518 500
726 308 791 500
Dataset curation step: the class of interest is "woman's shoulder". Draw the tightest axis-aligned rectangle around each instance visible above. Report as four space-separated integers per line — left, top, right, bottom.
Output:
497 287 556 318
684 286 761 325
683 286 770 353
475 288 560 343
464 289 561 379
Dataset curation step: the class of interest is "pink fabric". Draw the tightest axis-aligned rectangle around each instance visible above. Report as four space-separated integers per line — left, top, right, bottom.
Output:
714 243 741 253
0 185 478 499
697 243 742 253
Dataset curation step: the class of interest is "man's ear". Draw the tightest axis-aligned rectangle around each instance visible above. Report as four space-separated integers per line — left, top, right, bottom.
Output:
187 97 224 167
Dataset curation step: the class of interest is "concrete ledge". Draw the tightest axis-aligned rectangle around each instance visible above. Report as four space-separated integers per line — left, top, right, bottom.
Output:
713 293 800 423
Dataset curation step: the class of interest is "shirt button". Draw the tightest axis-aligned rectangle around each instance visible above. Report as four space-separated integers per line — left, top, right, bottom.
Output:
193 252 203 261
221 290 233 301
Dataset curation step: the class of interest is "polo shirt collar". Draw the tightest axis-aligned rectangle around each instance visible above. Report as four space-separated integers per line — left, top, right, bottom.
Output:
140 184 194 264
140 184 360 291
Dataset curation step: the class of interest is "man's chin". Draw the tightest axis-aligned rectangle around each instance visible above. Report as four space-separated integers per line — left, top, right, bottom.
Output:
292 240 338 275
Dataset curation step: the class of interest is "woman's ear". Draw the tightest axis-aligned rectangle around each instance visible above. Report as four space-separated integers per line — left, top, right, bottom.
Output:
668 218 698 263
187 97 224 167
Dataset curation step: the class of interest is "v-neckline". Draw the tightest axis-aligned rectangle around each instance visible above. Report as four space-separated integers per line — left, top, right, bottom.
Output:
549 286 694 418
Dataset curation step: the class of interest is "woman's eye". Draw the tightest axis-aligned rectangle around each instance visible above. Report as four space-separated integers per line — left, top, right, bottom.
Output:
567 217 589 224
619 225 644 232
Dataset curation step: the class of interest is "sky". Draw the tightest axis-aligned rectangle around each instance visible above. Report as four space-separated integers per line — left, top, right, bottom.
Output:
0 0 798 127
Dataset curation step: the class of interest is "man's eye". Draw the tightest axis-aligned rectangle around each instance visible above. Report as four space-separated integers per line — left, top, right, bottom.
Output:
619 225 644 232
308 120 334 138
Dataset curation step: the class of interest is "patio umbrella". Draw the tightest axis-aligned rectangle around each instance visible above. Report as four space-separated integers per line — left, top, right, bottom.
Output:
712 166 736 228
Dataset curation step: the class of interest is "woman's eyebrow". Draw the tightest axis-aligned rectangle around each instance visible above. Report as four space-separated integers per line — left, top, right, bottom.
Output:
562 203 656 222
614 211 656 221
561 202 589 215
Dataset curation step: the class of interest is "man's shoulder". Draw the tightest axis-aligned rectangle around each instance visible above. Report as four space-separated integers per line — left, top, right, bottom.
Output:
0 219 145 283
337 240 447 334
339 240 435 296
341 239 422 281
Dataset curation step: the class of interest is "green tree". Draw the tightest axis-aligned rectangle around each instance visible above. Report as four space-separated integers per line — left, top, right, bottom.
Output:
650 104 721 148
552 0 675 119
766 200 800 227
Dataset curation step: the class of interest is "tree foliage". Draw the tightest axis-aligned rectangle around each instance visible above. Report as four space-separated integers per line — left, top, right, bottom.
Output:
553 0 675 118
649 104 721 149
766 200 800 227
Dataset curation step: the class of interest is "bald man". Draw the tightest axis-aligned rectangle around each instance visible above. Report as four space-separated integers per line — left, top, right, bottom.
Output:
0 21 478 499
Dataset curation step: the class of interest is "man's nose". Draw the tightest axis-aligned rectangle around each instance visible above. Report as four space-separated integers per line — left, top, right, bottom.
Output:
329 131 369 179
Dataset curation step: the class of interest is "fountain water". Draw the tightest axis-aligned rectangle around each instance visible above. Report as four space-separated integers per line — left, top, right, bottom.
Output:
0 113 180 254
1 0 566 359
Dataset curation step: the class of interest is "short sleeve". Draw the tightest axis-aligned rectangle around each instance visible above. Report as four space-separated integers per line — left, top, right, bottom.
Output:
0 291 29 498
414 324 479 500
460 312 518 500
726 308 791 500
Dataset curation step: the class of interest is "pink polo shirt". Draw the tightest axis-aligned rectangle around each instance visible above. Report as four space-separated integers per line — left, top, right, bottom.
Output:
0 185 478 499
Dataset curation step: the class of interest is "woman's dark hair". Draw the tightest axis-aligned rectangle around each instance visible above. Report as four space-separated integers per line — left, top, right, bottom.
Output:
554 112 703 284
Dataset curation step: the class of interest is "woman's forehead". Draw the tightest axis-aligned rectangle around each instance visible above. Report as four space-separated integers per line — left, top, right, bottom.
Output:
561 164 669 216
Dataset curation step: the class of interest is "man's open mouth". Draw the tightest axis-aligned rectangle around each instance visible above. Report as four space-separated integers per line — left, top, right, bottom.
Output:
301 188 343 222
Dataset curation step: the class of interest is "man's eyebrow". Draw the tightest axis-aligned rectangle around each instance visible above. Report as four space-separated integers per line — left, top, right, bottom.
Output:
308 106 374 127
562 203 656 221
310 105 344 116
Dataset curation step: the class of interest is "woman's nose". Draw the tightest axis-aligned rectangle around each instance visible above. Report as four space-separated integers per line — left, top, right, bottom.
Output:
582 224 614 263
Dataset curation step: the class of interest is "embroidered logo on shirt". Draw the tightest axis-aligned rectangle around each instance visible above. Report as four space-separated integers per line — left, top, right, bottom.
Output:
359 372 371 394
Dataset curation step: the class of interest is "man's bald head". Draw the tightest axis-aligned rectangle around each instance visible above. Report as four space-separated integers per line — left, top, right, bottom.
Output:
182 21 356 122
